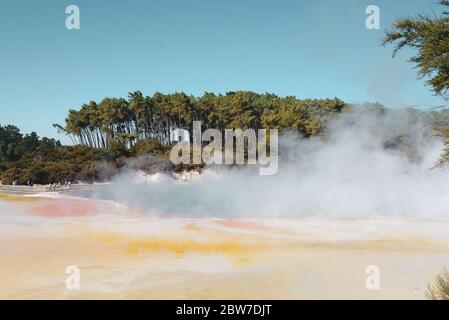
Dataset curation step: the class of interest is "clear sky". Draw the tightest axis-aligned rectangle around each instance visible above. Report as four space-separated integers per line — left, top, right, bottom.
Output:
0 0 447 144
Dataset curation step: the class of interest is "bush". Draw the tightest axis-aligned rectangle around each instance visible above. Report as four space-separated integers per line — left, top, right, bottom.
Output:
426 269 449 300
132 139 168 156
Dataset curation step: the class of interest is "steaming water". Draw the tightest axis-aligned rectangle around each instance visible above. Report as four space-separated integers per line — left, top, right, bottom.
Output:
73 108 449 221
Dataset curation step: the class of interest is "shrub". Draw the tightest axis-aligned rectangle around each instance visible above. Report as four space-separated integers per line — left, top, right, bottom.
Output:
426 269 449 300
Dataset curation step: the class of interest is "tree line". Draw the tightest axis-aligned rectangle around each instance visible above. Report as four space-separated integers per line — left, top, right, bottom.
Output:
0 93 348 185
0 124 105 185
55 91 347 149
4 97 449 185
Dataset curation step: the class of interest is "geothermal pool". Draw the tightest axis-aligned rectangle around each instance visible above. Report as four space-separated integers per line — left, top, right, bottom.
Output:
1 193 449 299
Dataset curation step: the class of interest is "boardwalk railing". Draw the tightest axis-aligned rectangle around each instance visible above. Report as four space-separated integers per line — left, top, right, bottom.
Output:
0 185 71 193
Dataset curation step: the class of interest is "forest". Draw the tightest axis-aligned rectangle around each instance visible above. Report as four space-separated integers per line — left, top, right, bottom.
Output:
0 92 348 184
1 91 449 185
54 91 347 148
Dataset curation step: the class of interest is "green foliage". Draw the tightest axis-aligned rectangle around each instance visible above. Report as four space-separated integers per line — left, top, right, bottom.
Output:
0 125 107 184
57 91 349 148
2 92 350 184
383 0 449 99
5 91 449 184
436 126 449 168
384 1 449 167
426 268 449 300
132 138 169 156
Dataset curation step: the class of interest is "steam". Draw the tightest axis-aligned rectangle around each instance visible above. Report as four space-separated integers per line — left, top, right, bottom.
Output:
83 106 449 220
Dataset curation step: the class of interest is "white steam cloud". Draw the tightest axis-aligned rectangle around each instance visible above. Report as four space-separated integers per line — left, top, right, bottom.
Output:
84 107 449 220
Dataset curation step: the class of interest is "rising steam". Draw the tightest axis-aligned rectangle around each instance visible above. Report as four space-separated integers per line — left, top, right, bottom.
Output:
84 106 449 220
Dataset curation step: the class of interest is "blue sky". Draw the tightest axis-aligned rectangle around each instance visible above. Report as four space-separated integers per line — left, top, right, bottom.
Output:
0 0 447 143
